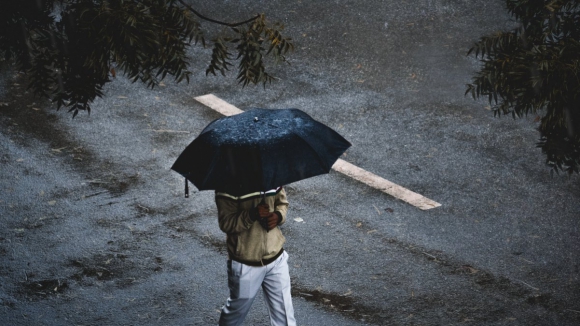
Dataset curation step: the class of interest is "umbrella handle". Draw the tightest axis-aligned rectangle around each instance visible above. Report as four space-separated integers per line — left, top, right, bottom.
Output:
258 192 271 232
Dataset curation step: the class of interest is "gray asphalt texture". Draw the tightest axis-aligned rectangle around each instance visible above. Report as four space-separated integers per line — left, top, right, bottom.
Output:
1 0 580 325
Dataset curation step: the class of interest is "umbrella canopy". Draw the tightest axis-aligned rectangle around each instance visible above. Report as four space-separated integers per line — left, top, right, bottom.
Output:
171 108 351 197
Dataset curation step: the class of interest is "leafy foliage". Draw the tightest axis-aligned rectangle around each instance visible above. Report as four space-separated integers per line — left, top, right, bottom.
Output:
466 0 580 174
0 0 293 117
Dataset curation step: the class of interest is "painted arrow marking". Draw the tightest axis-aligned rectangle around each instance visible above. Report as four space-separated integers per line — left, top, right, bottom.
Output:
194 93 441 210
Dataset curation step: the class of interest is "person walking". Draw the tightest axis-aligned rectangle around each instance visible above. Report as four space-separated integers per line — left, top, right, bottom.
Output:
215 186 296 326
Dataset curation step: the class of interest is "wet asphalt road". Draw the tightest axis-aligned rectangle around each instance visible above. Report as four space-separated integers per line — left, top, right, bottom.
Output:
1 0 580 325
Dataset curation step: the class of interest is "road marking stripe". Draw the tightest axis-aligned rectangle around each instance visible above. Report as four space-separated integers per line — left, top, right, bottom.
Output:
194 93 441 210
332 159 441 210
195 94 244 116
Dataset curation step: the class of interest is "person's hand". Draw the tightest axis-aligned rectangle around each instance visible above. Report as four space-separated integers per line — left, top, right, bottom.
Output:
257 204 270 218
260 212 281 231
250 203 269 221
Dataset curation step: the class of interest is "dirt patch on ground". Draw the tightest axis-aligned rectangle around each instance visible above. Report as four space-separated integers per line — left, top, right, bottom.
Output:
292 286 388 324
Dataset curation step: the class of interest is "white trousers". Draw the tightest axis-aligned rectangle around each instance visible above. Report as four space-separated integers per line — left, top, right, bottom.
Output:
219 251 296 326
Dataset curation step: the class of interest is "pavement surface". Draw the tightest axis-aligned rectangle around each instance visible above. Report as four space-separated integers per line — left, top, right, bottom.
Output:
1 0 580 325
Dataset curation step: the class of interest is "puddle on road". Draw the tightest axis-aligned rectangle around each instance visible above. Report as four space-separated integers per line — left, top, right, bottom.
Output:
20 278 68 298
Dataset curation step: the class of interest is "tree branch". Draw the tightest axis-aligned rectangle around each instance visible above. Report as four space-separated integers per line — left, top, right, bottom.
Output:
177 0 259 27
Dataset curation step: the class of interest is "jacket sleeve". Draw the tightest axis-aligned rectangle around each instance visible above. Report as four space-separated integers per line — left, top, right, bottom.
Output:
215 196 256 234
274 188 289 226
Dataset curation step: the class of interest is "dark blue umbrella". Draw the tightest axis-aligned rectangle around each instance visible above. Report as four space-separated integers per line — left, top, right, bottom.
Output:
171 108 351 197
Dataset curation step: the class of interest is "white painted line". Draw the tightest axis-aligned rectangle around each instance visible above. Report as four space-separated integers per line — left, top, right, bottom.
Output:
194 93 441 210
194 94 243 116
332 159 441 210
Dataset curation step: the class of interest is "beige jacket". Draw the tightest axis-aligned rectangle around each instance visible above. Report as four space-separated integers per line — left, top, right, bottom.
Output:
215 187 289 263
